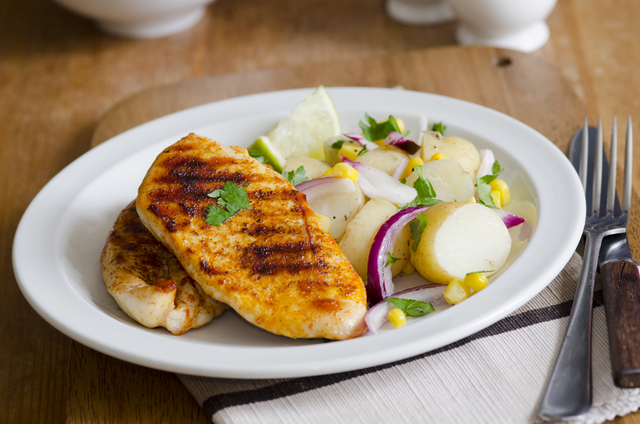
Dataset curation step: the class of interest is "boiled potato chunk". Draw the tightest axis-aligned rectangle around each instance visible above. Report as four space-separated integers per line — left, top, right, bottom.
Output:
421 131 481 179
283 155 330 180
339 197 411 280
405 160 474 203
412 202 511 285
357 147 410 176
308 183 365 240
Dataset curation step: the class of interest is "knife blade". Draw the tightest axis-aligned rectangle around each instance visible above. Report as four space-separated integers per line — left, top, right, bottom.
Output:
569 125 640 388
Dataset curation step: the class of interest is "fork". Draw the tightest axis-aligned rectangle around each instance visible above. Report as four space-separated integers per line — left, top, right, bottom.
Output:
537 116 633 421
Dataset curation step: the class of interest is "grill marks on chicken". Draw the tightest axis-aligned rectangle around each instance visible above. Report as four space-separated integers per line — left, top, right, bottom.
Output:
100 201 229 335
136 133 367 340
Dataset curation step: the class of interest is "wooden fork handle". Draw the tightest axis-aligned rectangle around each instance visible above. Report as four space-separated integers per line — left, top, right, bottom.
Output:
601 259 640 388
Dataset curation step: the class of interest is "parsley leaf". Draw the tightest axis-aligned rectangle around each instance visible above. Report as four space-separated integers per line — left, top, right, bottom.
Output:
355 144 368 159
331 140 345 149
431 122 446 135
386 297 435 317
475 160 503 208
282 166 309 186
402 165 443 208
247 149 266 164
205 182 251 225
409 214 428 252
385 252 400 267
358 113 408 141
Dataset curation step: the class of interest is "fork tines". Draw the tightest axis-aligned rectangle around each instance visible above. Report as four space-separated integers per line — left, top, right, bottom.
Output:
580 116 633 217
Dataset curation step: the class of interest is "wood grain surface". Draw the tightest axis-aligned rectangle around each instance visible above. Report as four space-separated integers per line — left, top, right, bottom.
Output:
3 0 640 423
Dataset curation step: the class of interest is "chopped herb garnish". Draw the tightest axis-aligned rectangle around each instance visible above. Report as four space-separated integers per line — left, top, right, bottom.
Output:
385 252 400 267
205 182 251 225
431 122 446 135
409 214 428 252
331 140 345 149
386 297 435 317
466 270 494 275
475 160 503 208
401 165 443 208
282 166 309 186
359 113 409 141
247 148 266 164
355 144 368 159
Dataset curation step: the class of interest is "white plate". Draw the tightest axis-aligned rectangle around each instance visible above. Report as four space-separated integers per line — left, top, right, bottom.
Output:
13 87 585 379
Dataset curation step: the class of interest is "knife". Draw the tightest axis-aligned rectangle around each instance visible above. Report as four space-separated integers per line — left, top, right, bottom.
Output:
569 125 640 388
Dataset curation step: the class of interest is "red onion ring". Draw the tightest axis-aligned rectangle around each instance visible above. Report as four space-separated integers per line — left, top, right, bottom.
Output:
341 157 417 205
366 205 430 305
364 284 447 334
295 176 356 203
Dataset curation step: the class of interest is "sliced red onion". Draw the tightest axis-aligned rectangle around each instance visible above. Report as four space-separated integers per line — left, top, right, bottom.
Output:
476 149 495 179
518 221 533 242
343 133 379 151
392 157 409 180
419 114 428 135
383 131 421 155
296 176 356 203
366 205 430 305
494 208 526 229
342 157 417 205
365 284 447 334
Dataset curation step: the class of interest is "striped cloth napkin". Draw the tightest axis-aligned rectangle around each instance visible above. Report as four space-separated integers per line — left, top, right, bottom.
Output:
178 250 640 424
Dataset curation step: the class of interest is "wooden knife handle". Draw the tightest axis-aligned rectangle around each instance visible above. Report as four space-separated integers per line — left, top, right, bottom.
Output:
601 259 640 387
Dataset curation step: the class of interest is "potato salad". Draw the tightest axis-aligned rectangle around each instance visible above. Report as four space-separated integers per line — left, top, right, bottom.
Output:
250 89 535 334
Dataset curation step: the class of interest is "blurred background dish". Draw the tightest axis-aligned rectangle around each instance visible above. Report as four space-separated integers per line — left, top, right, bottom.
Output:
51 0 216 39
385 0 456 26
446 0 557 53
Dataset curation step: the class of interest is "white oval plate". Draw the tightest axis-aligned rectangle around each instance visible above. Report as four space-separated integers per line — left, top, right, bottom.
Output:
13 87 585 378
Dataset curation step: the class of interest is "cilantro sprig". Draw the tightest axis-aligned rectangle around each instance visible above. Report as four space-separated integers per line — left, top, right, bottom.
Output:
409 214 428 252
331 139 345 150
386 297 435 317
282 166 309 186
359 113 409 141
205 182 251 226
385 252 400 267
247 149 266 164
402 165 443 208
475 160 503 208
431 122 446 136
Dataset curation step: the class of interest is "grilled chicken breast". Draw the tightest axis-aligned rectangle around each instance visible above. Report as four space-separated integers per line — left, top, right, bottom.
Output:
101 201 229 335
136 133 367 340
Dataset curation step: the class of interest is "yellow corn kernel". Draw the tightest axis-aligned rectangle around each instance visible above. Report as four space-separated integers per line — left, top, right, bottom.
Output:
314 214 331 232
490 190 502 209
396 117 405 133
468 196 476 204
401 157 425 180
489 179 511 206
322 168 333 177
444 279 471 305
331 163 359 182
429 152 446 161
464 272 488 293
402 261 416 275
338 143 362 161
388 308 406 328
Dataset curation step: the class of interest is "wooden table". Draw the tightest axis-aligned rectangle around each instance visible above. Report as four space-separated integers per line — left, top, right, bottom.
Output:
2 0 640 422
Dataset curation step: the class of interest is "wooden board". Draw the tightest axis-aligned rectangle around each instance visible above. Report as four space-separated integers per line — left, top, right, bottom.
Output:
92 45 584 154
77 45 594 424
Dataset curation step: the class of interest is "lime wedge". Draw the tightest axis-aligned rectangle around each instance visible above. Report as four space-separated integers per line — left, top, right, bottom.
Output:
248 135 286 173
266 85 340 161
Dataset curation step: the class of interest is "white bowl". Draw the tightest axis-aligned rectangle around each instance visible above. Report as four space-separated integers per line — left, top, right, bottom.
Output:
53 0 216 39
445 0 557 53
